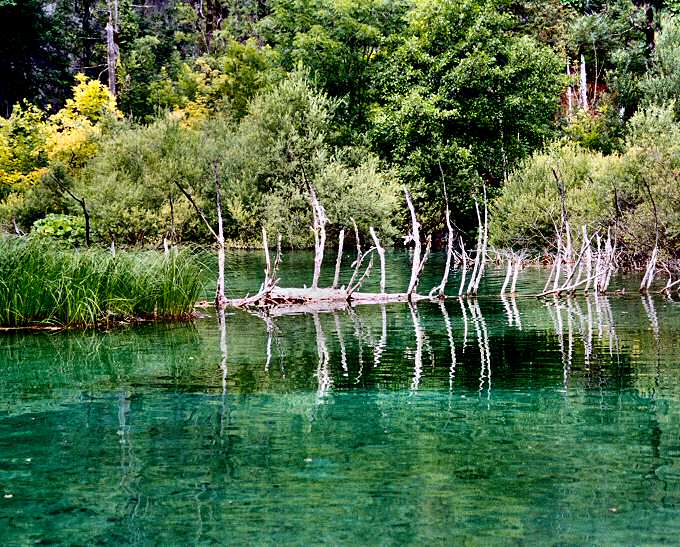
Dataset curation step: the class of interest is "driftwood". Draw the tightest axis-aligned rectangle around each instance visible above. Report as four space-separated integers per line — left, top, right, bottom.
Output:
224 186 435 311
430 164 454 299
217 175 633 314
537 225 617 298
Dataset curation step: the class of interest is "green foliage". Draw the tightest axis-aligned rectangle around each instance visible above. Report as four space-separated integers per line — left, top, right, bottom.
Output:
263 0 409 136
0 236 205 327
80 116 210 245
0 101 48 192
506 0 578 50
0 0 73 111
562 96 625 153
493 103 680 259
262 156 401 247
31 214 85 246
491 142 616 249
617 103 680 256
369 0 565 233
150 38 280 122
45 74 122 172
641 15 680 118
80 71 400 248
5 0 680 255
232 71 401 246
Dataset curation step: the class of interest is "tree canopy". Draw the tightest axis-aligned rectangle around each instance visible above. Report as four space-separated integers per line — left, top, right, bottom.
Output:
1 0 680 253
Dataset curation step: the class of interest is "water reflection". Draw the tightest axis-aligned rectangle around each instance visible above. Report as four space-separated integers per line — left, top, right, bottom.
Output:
2 294 679 405
4 289 680 544
228 293 644 400
313 313 332 399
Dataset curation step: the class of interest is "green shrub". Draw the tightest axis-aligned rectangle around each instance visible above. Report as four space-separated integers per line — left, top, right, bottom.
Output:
492 103 680 261
31 214 85 245
490 142 616 250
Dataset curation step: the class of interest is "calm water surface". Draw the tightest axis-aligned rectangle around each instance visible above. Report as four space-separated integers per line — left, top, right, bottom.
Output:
2 252 680 544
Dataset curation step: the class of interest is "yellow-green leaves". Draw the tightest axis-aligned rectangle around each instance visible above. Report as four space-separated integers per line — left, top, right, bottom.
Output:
45 74 121 172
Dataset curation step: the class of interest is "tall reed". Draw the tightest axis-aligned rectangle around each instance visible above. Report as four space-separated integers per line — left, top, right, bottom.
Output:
0 237 205 328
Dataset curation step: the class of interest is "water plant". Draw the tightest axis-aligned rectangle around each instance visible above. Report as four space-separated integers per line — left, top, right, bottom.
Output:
0 237 205 328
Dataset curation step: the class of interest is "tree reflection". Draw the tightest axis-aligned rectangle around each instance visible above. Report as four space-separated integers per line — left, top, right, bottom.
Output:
236 290 680 399
409 303 424 391
313 313 332 400
439 302 456 392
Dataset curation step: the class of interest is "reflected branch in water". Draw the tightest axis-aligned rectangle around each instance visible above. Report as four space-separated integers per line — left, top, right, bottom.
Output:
598 295 619 355
439 302 457 392
478 301 492 399
313 313 332 399
546 297 566 388
423 325 435 370
564 298 576 389
459 297 469 352
501 294 514 327
642 294 662 377
642 294 660 341
262 314 277 373
333 312 349 377
409 303 424 392
217 308 231 439
501 294 523 330
584 296 594 369
218 309 228 396
349 308 365 384
117 389 143 534
466 300 484 393
373 304 388 368
511 296 523 330
468 299 491 397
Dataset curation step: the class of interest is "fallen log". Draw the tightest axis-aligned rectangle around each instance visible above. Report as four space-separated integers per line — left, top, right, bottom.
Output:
224 287 430 311
226 186 434 312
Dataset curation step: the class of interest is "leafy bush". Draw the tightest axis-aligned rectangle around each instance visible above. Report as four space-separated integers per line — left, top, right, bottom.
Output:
79 72 400 248
491 142 616 250
31 214 85 246
78 116 209 245
493 103 680 261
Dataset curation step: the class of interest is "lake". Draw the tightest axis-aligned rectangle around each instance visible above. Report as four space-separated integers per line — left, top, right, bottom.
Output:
2 250 680 544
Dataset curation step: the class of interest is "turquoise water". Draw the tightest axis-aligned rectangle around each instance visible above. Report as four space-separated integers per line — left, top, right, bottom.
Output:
2 252 680 544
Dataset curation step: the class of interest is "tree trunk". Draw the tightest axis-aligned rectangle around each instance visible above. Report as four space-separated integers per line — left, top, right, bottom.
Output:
82 198 91 247
579 53 588 110
332 229 344 289
215 168 226 310
105 0 119 96
370 227 386 293
404 187 422 298
501 257 512 296
566 60 574 117
309 186 327 290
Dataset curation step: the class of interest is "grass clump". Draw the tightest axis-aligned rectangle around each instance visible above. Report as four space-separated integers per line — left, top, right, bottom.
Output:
0 237 205 328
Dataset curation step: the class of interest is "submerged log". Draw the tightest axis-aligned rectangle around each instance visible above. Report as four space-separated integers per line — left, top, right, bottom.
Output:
225 286 429 310
228 186 436 312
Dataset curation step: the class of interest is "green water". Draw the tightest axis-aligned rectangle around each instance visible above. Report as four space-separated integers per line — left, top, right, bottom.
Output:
2 252 680 544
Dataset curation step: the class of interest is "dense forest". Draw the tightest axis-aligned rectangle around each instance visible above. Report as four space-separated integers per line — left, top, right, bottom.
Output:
1 0 680 268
